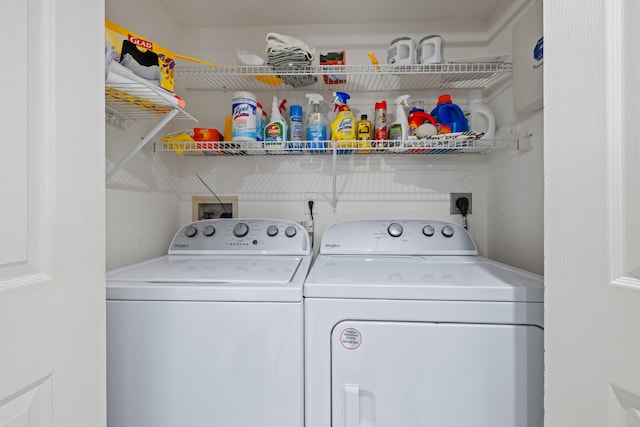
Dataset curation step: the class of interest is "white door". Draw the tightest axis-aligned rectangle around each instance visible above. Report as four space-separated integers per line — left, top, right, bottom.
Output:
0 1 105 427
545 0 640 425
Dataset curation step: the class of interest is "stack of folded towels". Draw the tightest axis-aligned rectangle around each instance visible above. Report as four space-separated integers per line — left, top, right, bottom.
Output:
265 32 317 88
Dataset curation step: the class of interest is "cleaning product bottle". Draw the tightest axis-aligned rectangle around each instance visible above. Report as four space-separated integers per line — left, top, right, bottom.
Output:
251 102 266 154
430 94 469 134
330 91 356 154
463 90 495 139
408 100 437 139
373 100 387 148
264 95 287 153
288 104 303 152
387 95 410 151
231 91 258 142
357 114 372 154
305 94 328 153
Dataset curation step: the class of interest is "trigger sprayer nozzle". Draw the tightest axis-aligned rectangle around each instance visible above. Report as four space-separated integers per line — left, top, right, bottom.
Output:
306 93 324 105
332 91 350 112
395 94 410 107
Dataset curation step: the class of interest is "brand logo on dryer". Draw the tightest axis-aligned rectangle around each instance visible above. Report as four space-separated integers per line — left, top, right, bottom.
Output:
324 243 341 248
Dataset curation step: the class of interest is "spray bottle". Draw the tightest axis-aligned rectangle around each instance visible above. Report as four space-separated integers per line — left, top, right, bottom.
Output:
330 91 356 154
288 104 303 152
305 94 328 153
263 95 287 153
387 95 410 151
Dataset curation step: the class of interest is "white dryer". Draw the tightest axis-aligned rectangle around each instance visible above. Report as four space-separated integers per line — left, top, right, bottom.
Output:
107 219 311 427
304 219 544 427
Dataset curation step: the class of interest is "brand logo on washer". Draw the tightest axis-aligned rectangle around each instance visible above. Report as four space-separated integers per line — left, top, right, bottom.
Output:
324 243 340 248
173 243 189 248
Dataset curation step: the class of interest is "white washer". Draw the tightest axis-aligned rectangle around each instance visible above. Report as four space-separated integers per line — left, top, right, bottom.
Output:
304 219 544 427
107 218 312 427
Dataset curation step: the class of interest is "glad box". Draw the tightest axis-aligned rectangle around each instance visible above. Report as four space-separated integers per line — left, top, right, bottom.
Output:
105 20 175 93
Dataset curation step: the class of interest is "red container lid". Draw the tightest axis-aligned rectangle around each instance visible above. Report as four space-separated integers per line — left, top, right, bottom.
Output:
437 94 453 105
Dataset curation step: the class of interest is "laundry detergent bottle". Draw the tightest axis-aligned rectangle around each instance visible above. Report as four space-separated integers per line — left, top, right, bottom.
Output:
463 90 495 139
330 91 356 154
408 100 437 139
430 94 469 134
305 93 328 153
264 95 287 153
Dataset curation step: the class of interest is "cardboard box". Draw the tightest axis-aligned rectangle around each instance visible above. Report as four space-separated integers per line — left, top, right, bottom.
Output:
105 20 175 93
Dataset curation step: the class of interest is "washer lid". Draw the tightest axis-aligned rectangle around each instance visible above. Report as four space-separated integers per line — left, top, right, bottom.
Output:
106 255 310 302
303 255 543 302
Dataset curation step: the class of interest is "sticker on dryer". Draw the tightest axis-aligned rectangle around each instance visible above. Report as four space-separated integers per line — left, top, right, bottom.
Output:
340 328 362 350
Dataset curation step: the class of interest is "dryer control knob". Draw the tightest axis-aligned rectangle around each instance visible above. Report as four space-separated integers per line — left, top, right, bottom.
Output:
285 225 297 238
442 225 455 238
422 225 435 237
185 225 198 238
267 225 279 237
203 225 215 237
233 223 249 237
388 223 404 237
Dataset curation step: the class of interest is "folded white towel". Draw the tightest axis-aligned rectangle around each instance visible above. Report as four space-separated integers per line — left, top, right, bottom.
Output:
265 32 316 59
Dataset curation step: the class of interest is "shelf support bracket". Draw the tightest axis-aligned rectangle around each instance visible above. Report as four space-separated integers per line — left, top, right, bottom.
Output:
106 108 179 181
332 142 338 211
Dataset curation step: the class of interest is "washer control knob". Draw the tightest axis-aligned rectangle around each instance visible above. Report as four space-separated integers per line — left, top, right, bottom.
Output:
387 223 403 237
184 225 198 238
233 223 249 238
203 225 215 237
267 225 279 237
442 225 455 238
422 225 435 237
285 225 297 238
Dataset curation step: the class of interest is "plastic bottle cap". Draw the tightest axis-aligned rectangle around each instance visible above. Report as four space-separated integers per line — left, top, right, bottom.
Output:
361 114 368 120
437 94 453 105
375 101 387 109
419 34 442 44
390 36 412 45
291 105 303 116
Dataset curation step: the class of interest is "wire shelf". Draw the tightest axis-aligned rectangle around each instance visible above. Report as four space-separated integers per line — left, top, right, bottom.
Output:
155 137 515 156
175 63 512 93
105 83 196 121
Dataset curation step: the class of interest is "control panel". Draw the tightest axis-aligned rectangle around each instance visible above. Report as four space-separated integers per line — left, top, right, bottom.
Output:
169 219 309 255
320 220 478 256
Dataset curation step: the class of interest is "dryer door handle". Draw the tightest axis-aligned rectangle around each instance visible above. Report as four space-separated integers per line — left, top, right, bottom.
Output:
343 384 360 427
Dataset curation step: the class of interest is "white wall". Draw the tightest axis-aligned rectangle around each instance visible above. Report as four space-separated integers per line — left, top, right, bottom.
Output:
486 0 544 274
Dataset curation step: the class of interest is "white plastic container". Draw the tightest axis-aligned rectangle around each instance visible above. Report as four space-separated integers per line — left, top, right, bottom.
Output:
418 35 444 64
463 90 495 139
232 91 257 141
387 37 416 65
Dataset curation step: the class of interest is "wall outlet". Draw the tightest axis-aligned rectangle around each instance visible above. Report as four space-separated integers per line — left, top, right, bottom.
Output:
450 193 472 215
304 193 318 215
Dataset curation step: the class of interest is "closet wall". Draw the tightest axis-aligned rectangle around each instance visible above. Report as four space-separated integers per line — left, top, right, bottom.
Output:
105 0 543 275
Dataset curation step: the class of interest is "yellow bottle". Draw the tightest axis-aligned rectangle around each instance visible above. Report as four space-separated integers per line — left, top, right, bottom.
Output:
357 114 372 154
331 92 356 154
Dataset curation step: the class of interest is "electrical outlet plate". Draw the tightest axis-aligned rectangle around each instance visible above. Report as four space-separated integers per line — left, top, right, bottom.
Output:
304 193 318 214
450 193 472 215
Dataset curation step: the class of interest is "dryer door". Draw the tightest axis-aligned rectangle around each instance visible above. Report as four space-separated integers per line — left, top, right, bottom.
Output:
331 320 543 427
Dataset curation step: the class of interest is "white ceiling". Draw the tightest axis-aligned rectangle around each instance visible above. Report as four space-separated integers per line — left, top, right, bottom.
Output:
157 0 509 29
